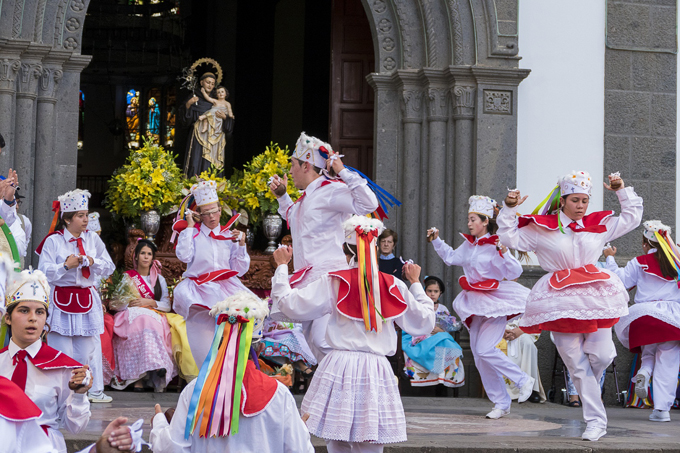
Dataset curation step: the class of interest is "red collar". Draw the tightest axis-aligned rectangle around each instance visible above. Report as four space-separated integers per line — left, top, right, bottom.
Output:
0 377 42 422
518 211 614 233
1 342 82 370
460 233 498 246
35 230 64 255
241 360 278 416
636 254 676 282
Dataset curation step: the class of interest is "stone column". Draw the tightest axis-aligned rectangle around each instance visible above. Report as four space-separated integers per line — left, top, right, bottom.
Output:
423 69 449 276
0 40 29 171
396 71 425 264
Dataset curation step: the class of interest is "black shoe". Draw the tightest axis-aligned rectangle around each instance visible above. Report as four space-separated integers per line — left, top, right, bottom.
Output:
528 390 542 403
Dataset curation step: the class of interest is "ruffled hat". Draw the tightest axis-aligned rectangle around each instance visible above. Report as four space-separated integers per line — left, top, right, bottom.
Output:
292 132 331 169
190 180 219 207
87 212 101 233
468 195 497 218
558 170 592 196
185 291 269 439
58 189 90 213
343 215 385 246
6 268 50 310
643 220 672 242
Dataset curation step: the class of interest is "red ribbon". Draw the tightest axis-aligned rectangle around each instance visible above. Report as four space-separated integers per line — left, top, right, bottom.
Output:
216 314 250 325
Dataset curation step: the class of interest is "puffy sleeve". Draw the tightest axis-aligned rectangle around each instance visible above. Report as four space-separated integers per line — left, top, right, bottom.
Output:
0 201 19 227
489 248 523 281
228 241 251 277
149 380 193 453
603 187 644 243
156 276 171 312
8 218 27 258
393 282 436 336
90 234 115 278
280 385 315 453
38 236 68 283
277 194 294 221
323 169 379 216
175 228 197 264
270 265 333 322
497 206 539 252
431 237 466 267
57 371 91 434
605 255 638 290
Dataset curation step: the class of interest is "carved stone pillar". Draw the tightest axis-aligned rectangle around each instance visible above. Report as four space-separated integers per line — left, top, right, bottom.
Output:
396 70 425 264
0 40 29 171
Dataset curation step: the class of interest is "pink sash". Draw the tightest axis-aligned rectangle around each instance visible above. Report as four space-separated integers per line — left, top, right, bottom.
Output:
125 270 155 299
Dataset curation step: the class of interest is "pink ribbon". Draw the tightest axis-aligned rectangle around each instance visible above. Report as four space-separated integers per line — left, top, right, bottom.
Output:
210 325 239 437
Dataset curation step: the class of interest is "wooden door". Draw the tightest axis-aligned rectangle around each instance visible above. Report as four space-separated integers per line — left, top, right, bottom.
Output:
330 0 374 177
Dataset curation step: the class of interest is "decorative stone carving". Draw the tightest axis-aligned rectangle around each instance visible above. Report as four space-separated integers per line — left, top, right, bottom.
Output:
35 0 49 44
12 0 23 38
17 63 43 94
452 86 475 119
378 18 392 34
448 0 464 65
481 0 519 57
422 0 438 67
65 17 80 32
373 0 387 14
54 0 69 46
427 87 448 119
39 67 64 99
63 37 78 50
0 59 21 89
483 90 512 114
392 0 413 69
70 0 86 12
383 57 396 71
382 37 395 52
402 89 424 121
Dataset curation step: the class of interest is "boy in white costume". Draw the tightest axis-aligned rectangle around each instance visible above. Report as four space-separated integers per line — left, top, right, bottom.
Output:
605 221 680 422
172 180 254 364
497 171 642 441
271 216 435 453
150 291 315 453
269 132 378 361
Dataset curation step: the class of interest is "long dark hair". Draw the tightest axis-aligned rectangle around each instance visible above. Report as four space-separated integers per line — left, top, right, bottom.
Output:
644 237 678 279
6 303 51 342
473 213 499 235
56 211 76 231
134 239 162 300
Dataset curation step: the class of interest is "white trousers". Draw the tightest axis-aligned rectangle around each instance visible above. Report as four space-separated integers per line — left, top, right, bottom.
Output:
639 341 680 411
47 332 102 393
469 315 528 410
326 440 384 453
552 328 616 429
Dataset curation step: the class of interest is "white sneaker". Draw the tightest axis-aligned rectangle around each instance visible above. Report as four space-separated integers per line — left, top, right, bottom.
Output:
634 371 649 400
485 407 510 419
649 409 671 422
581 426 607 441
517 376 536 403
88 391 113 403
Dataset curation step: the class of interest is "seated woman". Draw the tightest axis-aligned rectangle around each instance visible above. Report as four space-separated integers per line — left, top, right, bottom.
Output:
402 276 465 387
260 312 317 377
110 239 178 392
497 317 546 403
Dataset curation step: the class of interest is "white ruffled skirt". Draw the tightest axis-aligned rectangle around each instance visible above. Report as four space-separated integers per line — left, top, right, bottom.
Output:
614 301 680 349
301 349 406 444
452 280 529 325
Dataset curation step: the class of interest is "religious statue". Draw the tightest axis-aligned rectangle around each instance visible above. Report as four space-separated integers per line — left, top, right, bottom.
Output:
178 58 234 177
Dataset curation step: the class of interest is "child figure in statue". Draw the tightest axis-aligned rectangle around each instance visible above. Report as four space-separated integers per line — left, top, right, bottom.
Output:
198 85 234 133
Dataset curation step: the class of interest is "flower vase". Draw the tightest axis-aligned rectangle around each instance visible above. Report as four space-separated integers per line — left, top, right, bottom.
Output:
140 210 161 241
263 213 283 254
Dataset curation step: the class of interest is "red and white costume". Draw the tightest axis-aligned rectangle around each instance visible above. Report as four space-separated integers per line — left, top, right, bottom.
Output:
0 339 89 453
173 180 255 364
271 216 434 452
273 132 378 361
606 221 680 414
497 171 643 434
432 195 531 413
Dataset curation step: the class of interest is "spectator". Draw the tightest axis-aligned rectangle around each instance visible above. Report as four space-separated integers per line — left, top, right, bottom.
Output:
378 228 404 280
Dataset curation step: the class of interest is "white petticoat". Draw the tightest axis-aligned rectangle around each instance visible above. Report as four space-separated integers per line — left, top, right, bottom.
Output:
301 349 407 444
519 269 629 329
614 301 680 349
452 280 529 324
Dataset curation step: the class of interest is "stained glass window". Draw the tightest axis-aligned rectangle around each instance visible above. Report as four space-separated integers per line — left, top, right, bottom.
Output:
146 88 162 144
126 89 141 148
165 87 176 147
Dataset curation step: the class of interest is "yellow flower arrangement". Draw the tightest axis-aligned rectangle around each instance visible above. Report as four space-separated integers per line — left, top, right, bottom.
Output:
105 139 183 219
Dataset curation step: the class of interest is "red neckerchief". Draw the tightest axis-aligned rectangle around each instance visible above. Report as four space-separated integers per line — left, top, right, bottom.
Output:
460 233 499 246
0 376 42 422
518 211 614 233
0 343 82 370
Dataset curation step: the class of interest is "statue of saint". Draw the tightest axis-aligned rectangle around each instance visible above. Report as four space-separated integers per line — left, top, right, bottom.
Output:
179 72 234 177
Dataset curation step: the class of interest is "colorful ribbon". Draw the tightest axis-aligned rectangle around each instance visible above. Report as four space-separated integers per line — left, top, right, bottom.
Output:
654 231 680 288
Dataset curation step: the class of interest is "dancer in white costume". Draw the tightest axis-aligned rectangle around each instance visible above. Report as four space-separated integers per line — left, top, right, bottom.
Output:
271 216 435 453
172 180 254 364
605 220 680 422
428 195 534 418
497 171 643 441
269 132 378 361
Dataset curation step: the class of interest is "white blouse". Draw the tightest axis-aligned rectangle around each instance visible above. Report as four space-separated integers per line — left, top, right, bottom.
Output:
606 250 680 304
432 233 523 283
271 264 435 356
497 187 643 272
276 169 378 279
175 223 250 279
0 340 90 453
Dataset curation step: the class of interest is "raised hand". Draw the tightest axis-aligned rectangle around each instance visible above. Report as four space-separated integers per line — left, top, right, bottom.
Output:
269 174 288 198
273 245 293 266
603 173 624 191
505 189 527 208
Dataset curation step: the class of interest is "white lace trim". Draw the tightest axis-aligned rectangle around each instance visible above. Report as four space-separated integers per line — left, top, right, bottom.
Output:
520 305 629 326
127 307 164 325
527 282 625 302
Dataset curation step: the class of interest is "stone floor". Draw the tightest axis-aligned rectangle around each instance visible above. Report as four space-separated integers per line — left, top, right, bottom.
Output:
65 390 680 452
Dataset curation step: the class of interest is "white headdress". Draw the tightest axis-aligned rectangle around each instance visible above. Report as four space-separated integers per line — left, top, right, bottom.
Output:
190 180 219 207
209 291 270 340
58 189 90 213
292 132 331 169
643 220 672 242
6 268 50 310
558 170 592 196
88 212 102 233
468 195 497 218
343 215 385 246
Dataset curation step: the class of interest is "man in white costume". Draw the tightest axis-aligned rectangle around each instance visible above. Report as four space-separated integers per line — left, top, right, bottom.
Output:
269 132 378 361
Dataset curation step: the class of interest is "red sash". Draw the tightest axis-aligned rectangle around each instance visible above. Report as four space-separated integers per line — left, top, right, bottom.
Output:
289 265 312 288
0 343 82 370
188 269 238 285
52 286 93 314
0 377 42 422
636 254 675 282
459 276 500 291
329 269 408 322
549 264 610 290
125 270 155 299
